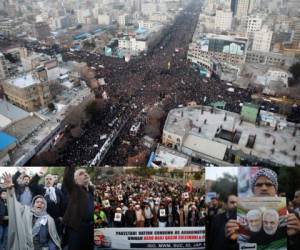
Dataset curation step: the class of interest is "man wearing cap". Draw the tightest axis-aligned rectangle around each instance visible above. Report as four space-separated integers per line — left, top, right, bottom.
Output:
225 168 300 250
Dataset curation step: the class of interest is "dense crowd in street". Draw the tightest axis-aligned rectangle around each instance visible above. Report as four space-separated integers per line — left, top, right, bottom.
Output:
0 167 93 250
46 2 257 167
94 175 205 228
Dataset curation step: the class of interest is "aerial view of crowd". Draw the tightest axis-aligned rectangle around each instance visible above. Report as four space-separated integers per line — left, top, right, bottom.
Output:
94 175 205 228
0 167 93 250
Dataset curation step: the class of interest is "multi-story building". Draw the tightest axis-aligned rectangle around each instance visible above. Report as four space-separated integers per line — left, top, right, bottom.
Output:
98 14 111 25
245 50 295 67
0 52 9 80
247 16 263 34
215 9 233 32
236 0 250 18
252 26 273 52
0 18 22 37
1 67 52 111
162 106 300 167
292 19 300 47
188 34 248 70
117 14 130 26
34 22 51 40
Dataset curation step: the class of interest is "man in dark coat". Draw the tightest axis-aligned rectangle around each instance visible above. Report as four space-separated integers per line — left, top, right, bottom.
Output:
209 194 237 250
62 167 93 250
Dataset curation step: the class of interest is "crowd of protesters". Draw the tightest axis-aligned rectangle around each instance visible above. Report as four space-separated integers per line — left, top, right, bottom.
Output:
38 1 264 167
94 175 206 228
0 167 93 250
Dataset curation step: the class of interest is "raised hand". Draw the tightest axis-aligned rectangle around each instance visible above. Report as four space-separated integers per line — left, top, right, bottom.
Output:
2 172 13 189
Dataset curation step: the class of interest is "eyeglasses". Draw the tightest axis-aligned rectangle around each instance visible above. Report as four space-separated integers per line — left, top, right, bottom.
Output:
255 182 274 188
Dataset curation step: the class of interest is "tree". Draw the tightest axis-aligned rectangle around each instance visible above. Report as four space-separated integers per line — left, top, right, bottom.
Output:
289 62 300 82
210 173 237 202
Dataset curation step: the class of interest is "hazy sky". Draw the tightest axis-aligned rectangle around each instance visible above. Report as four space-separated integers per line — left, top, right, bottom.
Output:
0 167 41 176
205 167 237 180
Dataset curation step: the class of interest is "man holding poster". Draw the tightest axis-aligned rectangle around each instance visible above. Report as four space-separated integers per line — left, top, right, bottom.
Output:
225 168 300 250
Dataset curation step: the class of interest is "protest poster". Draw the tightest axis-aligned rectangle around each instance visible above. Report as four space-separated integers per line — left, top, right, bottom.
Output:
94 227 206 250
103 200 110 208
237 197 287 250
114 213 122 222
118 195 123 201
183 192 189 199
159 209 166 217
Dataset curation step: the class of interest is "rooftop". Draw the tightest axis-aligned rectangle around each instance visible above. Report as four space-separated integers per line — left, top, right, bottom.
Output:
154 144 190 168
7 73 39 88
0 99 29 127
0 131 17 151
164 106 300 167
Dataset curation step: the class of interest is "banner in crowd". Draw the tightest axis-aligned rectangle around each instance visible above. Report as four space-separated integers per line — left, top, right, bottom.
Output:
94 227 205 250
237 197 287 250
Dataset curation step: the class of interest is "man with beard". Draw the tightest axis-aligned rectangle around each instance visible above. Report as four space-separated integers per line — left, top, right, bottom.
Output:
63 167 93 250
12 167 48 206
2 172 61 250
246 209 262 233
209 194 237 250
226 168 300 250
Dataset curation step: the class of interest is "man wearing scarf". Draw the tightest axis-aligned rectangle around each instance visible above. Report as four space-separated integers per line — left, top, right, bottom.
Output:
2 172 61 250
62 167 93 250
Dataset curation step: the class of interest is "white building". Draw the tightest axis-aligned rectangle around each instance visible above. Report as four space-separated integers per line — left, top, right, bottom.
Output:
252 26 273 52
247 16 263 33
0 52 9 80
215 9 233 32
266 68 290 87
141 2 157 16
98 14 111 25
138 20 154 29
118 36 147 55
236 0 250 18
117 14 130 26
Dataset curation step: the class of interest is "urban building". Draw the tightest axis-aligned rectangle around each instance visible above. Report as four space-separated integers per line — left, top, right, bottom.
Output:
188 34 248 70
252 26 273 52
34 21 51 40
1 67 52 111
215 9 233 32
162 106 300 167
0 52 9 80
236 0 251 18
98 14 111 25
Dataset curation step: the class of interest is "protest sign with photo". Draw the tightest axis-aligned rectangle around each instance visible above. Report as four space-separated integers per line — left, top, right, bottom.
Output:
103 200 111 208
114 213 122 222
237 197 287 250
94 227 206 250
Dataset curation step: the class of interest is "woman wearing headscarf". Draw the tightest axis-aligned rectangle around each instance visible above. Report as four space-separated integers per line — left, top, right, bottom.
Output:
2 172 61 250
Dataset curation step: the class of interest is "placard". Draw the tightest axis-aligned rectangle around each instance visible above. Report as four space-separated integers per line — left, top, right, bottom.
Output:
237 197 287 250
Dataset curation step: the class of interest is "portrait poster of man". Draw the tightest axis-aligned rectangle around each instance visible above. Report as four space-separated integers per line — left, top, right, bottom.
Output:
237 197 287 250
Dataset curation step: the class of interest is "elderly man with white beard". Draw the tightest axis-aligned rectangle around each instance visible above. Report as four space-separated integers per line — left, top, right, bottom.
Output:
246 209 262 233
